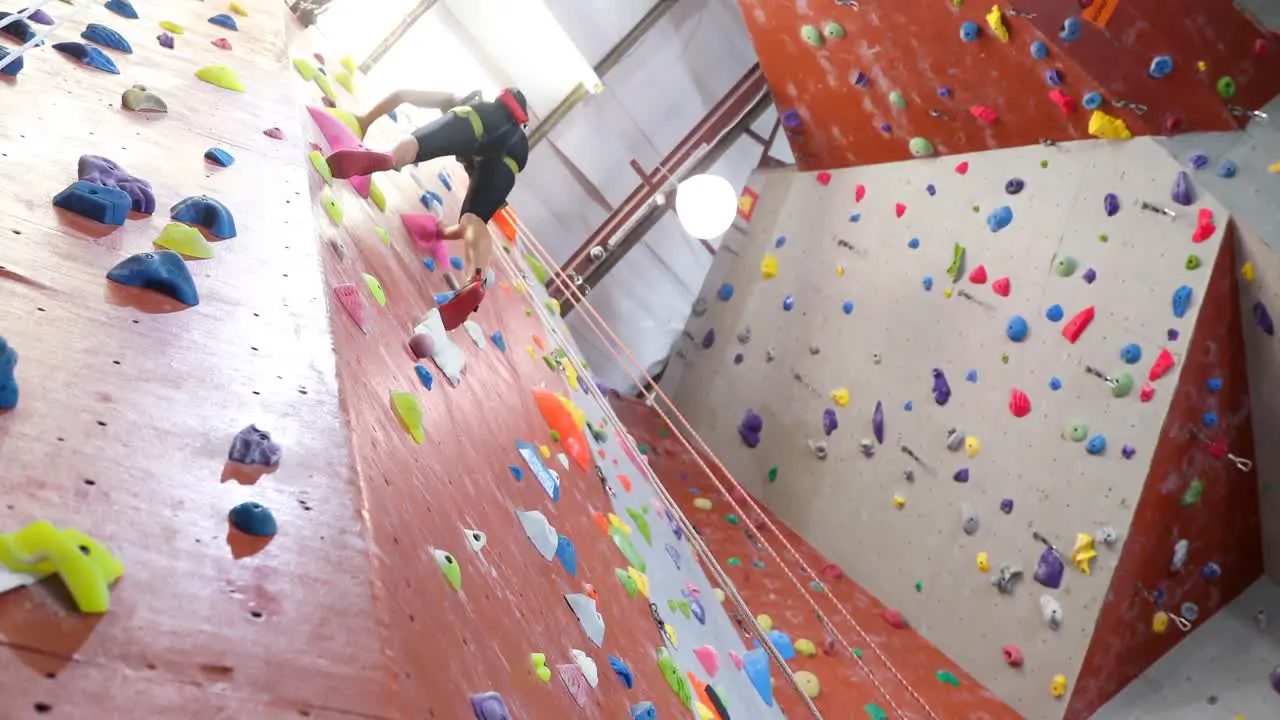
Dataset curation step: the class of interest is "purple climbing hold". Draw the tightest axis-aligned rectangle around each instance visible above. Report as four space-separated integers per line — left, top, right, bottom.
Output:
738 409 763 448
78 155 155 214
1000 498 1014 514
690 598 706 625
938 87 952 98
953 468 970 483
701 328 716 349
1005 178 1025 195
927 184 936 196
1082 268 1097 284
822 408 838 436
1270 665 1280 695
157 32 174 49
1171 171 1194 206
872 401 884 444
1168 328 1180 342
851 70 869 88
665 543 681 569
781 110 802 129
471 691 513 720
228 424 283 466
1122 444 1136 459
879 122 892 134
932 368 951 406
22 7 54 24
1104 193 1120 216
1188 153 1209 170
733 352 744 365
1034 546 1065 589
1255 302 1275 336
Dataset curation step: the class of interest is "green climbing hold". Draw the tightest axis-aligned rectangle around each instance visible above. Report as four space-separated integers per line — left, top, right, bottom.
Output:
676 599 692 620
915 580 923 592
657 648 693 706
1111 372 1134 398
549 430 561 442
947 242 965 282
972 205 981 213
853 648 863 658
1067 421 1089 442
433 549 462 591
800 24 824 46
195 65 245 92
768 465 778 482
322 191 343 225
1182 477 1204 507
936 670 960 687
890 90 907 109
374 226 391 247
615 567 639 597
1186 254 1201 270
542 355 557 371
1052 255 1077 277
1040 159 1049 168
308 150 333 183
823 21 845 39
369 180 387 212
1216 76 1237 98
727 557 741 566
1098 233 1109 243
362 273 386 307
610 527 647 572
626 507 653 545
1000 353 1009 365
638 443 649 455
659 428 669 437
908 137 935 157
865 703 889 720
810 581 823 592
724 514 740 525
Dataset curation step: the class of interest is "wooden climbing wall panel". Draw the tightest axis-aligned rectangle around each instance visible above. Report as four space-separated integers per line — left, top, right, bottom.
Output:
734 0 1280 170
609 396 1023 718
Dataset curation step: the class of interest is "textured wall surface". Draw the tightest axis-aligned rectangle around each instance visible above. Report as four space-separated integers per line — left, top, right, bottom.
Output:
663 137 1265 718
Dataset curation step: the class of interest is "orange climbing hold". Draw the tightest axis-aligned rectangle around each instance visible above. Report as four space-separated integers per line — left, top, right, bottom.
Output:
531 387 591 471
533 334 547 351
617 474 633 493
592 511 610 535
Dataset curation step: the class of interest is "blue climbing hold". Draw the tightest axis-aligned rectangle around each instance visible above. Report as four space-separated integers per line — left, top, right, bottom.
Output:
783 295 794 311
630 702 656 720
437 170 452 192
415 364 433 391
849 212 861 222
908 237 920 249
105 0 138 19
904 401 913 411
490 330 506 352
1202 562 1222 581
387 109 398 122
1049 377 1062 391
433 291 457 306
1060 17 1082 42
1148 55 1173 79
1045 68 1064 86
960 21 980 42
228 501 277 537
1082 92 1103 110
449 256 464 271
508 465 523 481
0 47 24 76
53 180 131 226
1203 412 1218 428
1207 377 1222 392
966 369 978 383
316 66 326 75
420 191 443 212
986 206 1013 232
1120 343 1142 364
938 86 952 98
923 276 933 291
1217 160 1237 179
106 250 200 306
775 235 786 248
842 300 854 315
926 184 936 196
755 630 796 660
743 648 774 707
1086 435 1107 456
0 336 17 411
0 12 41 44
1030 40 1049 59
204 147 236 167
209 13 239 31
423 257 437 272
717 282 734 301
171 195 237 239
52 42 120 73
555 535 577 576
1046 304 1064 322
1006 315 1029 342
609 656 634 688
1172 285 1193 319
81 23 132 53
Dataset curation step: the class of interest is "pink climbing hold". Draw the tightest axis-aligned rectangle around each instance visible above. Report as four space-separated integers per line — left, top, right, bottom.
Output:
882 609 909 629
212 37 231 50
1049 89 1076 115
816 171 832 186
1148 347 1175 381
1139 382 1155 402
895 202 907 218
1009 388 1031 418
1192 208 1216 243
820 562 845 580
401 213 449 265
693 645 720 677
1003 644 1024 667
969 105 999 123
728 649 744 670
314 52 325 65
969 265 988 284
306 106 373 198
264 127 285 139
855 184 866 202
991 276 1010 297
954 161 969 175
1061 306 1095 344
333 283 367 332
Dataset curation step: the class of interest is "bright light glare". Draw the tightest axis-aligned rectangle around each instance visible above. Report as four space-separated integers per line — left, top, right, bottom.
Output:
675 174 738 240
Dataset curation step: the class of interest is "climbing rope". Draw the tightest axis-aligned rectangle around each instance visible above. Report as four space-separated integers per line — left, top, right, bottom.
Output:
499 223 938 720
0 0 90 74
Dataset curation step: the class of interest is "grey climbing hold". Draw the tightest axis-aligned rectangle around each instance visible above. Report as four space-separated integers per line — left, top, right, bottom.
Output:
1171 538 1189 572
809 439 829 460
1096 526 1118 547
946 427 965 452
228 424 283 466
808 344 820 355
122 84 168 112
991 565 1023 594
1040 594 1064 630
736 326 751 344
691 296 708 317
765 346 777 362
859 439 875 458
961 504 980 535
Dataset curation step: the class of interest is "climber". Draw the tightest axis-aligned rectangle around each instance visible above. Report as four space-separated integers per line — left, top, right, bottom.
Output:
326 87 530 289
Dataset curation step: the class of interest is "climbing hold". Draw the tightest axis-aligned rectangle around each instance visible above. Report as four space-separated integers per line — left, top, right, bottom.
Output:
1216 76 1237 98
986 5 1009 41
1082 92 1103 110
1034 547 1065 589
230 2 250 16
1040 594 1064 629
1005 178 1025 195
1059 17 1081 42
608 656 634 689
810 439 829 460
1257 302 1276 336
823 21 845 39
1119 343 1142 365
106 251 198 306
54 181 131 227
1082 268 1097 284
0 12 40 43
954 161 970 175
717 282 734 301
1171 171 1195 206
389 391 424 444
987 206 1013 232
105 0 138 19
1172 285 1193 318
1187 153 1209 170
0 337 15 410
228 502 277 537
947 242 966 281
1052 255 1077 277
1171 538 1190 572
556 535 578 576
965 370 978 384
209 13 239 30
1051 674 1068 698
760 253 778 279
1049 377 1062 390
969 265 988 284
923 276 933 291
264 127 286 140
1202 562 1222 581
157 32 174 49
692 498 712 511
1192 207 1216 243
1112 372 1134 398
1000 499 1014 515
630 702 656 720
800 24 824 46
212 37 232 50
889 90 906 108
82 23 132 53
932 369 951 405
1088 110 1132 139
1203 412 1218 428
959 21 980 42
831 387 850 407
782 295 794 311
1046 69 1065 87
171 196 237 239
1009 388 1031 418
433 549 462 591
991 277 1010 297
882 609 909 628
1148 55 1174 79
1103 193 1121 216
926 184 936 196
1086 435 1107 455
822 408 839 437
0 47 24 76
362 273 386 307
1006 316 1029 342
865 704 889 720
1061 306 1095 344
961 504 980 535
1182 478 1204 507
738 409 762 448
953 468 970 483
52 42 120 73
1186 254 1201 270
1030 40 1048 59
1218 159 1238 178
77 155 153 215
196 65 245 92
153 223 213 260
121 84 168 113
937 670 960 687
1003 644 1024 667
908 137 935 157
872 401 885 444
530 653 552 682
1066 421 1089 442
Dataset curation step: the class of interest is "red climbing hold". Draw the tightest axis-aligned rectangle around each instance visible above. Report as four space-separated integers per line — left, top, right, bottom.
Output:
969 105 999 124
855 184 866 202
1166 117 1183 133
816 171 832 186
1061 306 1095 344
1049 89 1076 115
1148 347 1175 381
1140 382 1155 402
438 273 486 331
969 265 988 284
333 283 367 332
954 161 969 175
1255 38 1270 58
895 203 907 218
882 609 909 629
1009 388 1031 418
1192 208 1216 243
820 563 845 580
1003 644 1024 668
991 276 1010 297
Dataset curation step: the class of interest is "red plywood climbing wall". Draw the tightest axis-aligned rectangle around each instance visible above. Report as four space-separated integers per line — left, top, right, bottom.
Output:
610 396 1023 718
734 0 1280 170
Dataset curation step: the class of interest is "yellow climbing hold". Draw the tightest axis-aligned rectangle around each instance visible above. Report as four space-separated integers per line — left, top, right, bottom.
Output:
308 150 333 184
155 223 214 259
665 623 679 648
538 444 551 458
756 614 773 631
334 71 355 94
0 521 124 614
362 273 386 307
608 513 632 535
1070 533 1097 575
525 346 536 359
292 58 316 80
229 2 249 16
196 65 244 92
694 702 715 720
831 387 850 406
976 552 990 572
369 180 386 211
1051 674 1068 698
1152 610 1170 634
692 498 712 510
944 287 953 299
893 494 906 509
563 361 581 391
326 107 365 139
314 73 337 102
390 391 424 444
1088 110 1133 140
794 670 821 698
965 435 980 458
159 21 185 34
530 652 552 682
340 56 356 73
713 588 725 603
760 253 779 279
1241 261 1255 283
1197 60 1207 72
794 638 817 656
835 264 845 277
986 5 1009 42
628 566 650 597
322 190 343 225
1269 161 1280 174
375 226 391 247
545 297 561 315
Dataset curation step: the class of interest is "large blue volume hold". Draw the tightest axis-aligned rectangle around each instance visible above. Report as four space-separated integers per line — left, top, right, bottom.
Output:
52 42 120 74
81 23 133 53
104 0 139 19
0 336 18 411
204 147 236 167
53 180 131 225
0 47 24 76
0 12 42 44
106 250 200 306
229 502 277 537
170 195 237 239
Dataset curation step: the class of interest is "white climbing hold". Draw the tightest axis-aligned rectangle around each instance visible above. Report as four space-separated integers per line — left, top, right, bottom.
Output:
413 308 465 386
1171 538 1189 572
517 509 558 561
693 645 720 677
1040 594 1063 630
462 319 486 348
564 593 606 647
570 649 599 688
557 452 569 470
463 528 487 553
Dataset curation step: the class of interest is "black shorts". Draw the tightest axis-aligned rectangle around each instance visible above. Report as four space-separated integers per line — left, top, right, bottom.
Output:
411 110 522 223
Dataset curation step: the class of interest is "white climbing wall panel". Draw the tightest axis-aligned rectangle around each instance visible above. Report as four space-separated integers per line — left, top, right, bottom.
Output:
665 137 1231 719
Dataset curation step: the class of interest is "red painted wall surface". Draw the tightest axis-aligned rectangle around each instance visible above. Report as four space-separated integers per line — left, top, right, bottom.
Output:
734 0 1280 170
610 397 1022 719
1066 227 1263 719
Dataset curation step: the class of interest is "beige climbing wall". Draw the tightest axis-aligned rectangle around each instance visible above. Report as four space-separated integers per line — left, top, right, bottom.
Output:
664 138 1242 719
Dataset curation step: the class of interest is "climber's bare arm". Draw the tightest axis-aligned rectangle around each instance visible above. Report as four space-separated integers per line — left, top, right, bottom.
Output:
359 90 458 131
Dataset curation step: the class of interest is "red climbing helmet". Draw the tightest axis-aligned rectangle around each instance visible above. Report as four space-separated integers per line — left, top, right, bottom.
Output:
496 87 528 125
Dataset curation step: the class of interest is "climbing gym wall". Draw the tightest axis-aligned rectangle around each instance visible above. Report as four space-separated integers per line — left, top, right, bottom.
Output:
732 0 1280 169
665 137 1268 719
